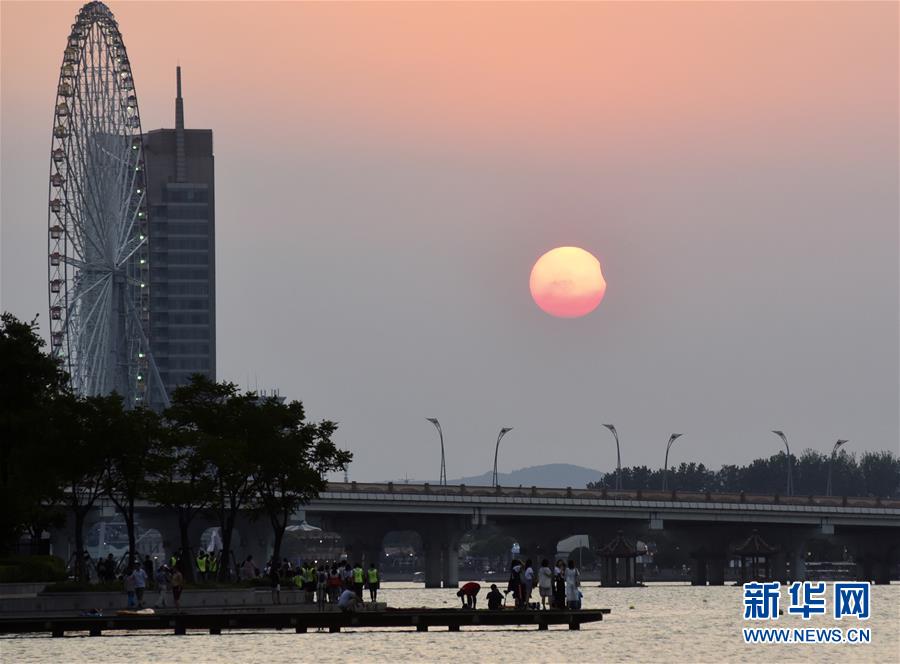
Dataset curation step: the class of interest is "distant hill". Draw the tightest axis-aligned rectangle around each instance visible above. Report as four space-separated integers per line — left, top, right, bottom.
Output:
451 463 603 488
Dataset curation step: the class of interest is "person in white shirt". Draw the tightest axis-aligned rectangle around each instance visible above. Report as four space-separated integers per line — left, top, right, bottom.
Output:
337 589 358 612
131 565 148 608
523 559 535 607
538 559 553 609
565 559 581 610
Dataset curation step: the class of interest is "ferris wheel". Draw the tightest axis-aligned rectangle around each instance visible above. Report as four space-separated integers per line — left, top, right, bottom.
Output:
47 1 166 408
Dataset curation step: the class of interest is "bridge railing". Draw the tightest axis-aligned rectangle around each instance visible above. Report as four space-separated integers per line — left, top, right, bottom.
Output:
323 482 900 509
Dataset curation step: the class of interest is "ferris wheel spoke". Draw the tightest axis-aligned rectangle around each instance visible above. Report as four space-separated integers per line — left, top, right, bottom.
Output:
116 235 145 269
64 118 110 260
116 192 144 264
59 254 92 272
74 275 112 390
91 288 113 395
68 272 112 309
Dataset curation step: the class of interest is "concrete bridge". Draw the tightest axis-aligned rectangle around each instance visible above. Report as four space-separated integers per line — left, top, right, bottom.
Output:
304 482 900 586
64 483 900 587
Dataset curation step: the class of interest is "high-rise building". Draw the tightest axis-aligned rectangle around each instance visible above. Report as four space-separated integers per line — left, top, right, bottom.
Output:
143 67 216 398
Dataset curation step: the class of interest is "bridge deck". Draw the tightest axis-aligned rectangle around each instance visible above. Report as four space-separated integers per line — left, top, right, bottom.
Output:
0 608 609 636
322 482 900 510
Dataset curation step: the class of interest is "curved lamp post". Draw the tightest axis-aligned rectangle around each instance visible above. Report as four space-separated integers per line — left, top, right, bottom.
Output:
425 418 447 486
771 430 794 496
661 433 683 491
491 427 513 488
602 424 623 490
826 439 848 496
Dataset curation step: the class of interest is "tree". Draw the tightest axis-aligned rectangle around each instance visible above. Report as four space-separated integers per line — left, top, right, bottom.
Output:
0 313 68 554
859 451 900 497
51 395 107 580
249 397 351 565
670 462 716 492
102 400 160 559
146 420 214 583
165 375 256 580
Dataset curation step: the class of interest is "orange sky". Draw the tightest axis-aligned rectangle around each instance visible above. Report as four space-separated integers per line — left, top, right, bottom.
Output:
4 2 895 155
2 2 897 479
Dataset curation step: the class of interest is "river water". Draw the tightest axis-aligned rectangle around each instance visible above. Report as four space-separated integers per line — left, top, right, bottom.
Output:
2 582 897 663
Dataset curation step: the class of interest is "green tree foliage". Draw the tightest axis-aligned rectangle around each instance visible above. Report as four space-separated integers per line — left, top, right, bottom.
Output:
163 375 351 578
164 375 252 580
859 451 900 497
53 395 108 579
146 414 214 583
249 397 351 564
101 400 161 558
0 314 68 554
589 449 900 497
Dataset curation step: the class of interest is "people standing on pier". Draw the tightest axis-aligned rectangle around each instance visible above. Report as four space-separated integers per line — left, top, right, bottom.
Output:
352 562 365 598
169 549 182 573
123 565 137 608
171 566 184 610
154 565 170 608
316 565 328 610
304 562 316 603
507 560 523 608
328 564 342 603
553 560 566 609
241 555 257 580
131 562 148 608
99 553 116 581
565 559 581 610
208 551 219 580
196 551 207 581
523 559 535 607
341 561 353 589
142 555 155 588
538 559 553 609
270 562 282 605
366 563 380 602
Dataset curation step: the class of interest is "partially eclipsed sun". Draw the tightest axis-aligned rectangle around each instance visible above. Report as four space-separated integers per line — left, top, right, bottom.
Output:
530 246 607 318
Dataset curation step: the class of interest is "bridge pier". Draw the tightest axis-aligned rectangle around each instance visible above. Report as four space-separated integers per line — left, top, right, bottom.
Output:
691 558 707 586
441 545 459 588
423 541 442 588
706 556 726 586
856 555 892 585
599 557 613 587
770 552 788 584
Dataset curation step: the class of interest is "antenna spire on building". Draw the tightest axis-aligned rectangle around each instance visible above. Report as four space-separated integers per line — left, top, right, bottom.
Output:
175 66 186 182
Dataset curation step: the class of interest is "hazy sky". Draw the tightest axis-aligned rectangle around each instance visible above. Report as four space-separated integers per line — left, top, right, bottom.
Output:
2 2 898 482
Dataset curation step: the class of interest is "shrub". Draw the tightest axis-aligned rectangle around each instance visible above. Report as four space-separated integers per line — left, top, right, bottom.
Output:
0 555 67 582
42 581 121 593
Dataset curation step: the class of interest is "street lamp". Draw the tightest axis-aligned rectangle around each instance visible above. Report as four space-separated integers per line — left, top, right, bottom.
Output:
771 430 794 496
826 439 849 497
425 418 447 486
602 424 622 490
661 433 683 491
491 427 513 487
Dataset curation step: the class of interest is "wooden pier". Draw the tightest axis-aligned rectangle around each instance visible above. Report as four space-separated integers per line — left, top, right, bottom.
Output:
0 608 609 637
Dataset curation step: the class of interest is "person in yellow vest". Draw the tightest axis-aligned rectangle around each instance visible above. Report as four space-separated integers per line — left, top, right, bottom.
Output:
208 552 219 579
292 568 304 592
304 563 316 603
196 551 207 582
352 562 365 599
366 563 380 602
